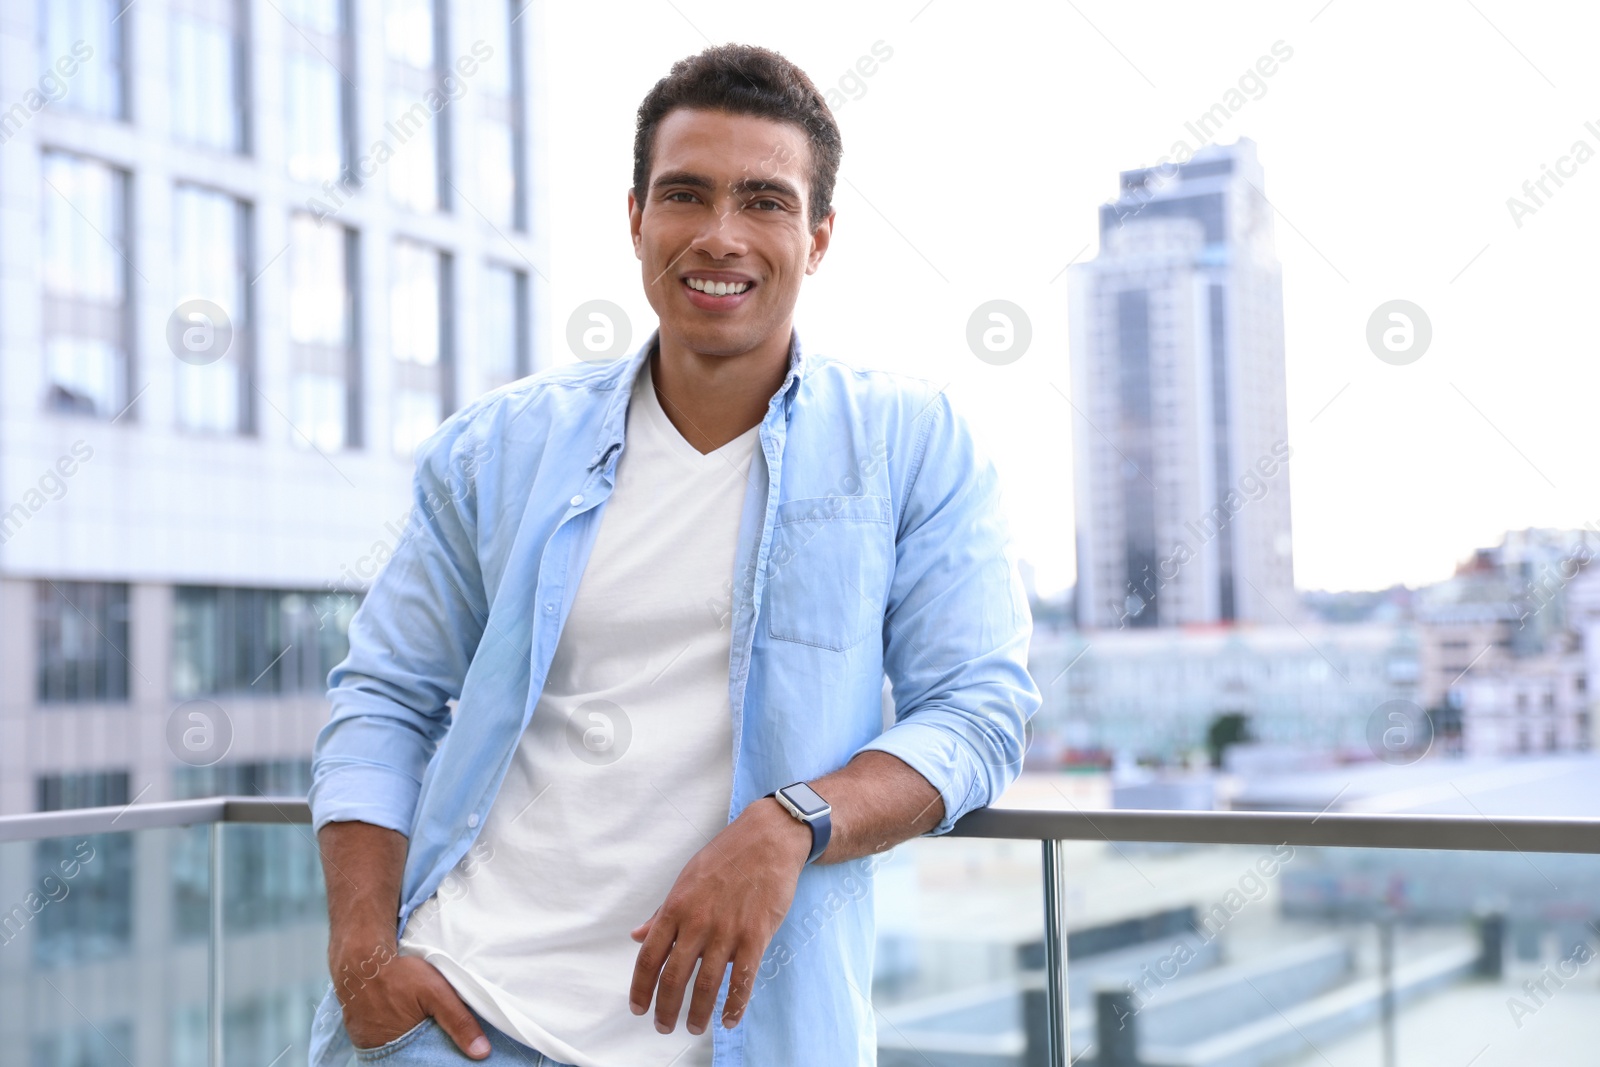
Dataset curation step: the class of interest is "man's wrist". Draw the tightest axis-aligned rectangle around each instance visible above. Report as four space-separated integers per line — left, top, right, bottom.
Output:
751 795 816 866
329 929 399 969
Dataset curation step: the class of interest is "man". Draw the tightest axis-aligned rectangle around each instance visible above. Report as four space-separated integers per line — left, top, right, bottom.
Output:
307 42 1038 1067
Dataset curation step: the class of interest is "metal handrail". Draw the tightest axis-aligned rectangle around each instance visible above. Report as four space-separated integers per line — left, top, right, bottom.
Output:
6 796 1599 1067
6 796 1600 853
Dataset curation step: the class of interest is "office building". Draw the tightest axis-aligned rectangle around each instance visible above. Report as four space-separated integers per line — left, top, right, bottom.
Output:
1068 138 1295 630
0 2 546 1062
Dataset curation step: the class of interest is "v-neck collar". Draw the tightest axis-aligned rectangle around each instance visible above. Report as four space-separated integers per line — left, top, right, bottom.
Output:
585 328 805 476
635 356 761 465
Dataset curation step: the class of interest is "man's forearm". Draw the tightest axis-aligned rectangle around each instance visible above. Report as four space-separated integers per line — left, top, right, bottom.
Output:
319 820 409 968
777 749 944 865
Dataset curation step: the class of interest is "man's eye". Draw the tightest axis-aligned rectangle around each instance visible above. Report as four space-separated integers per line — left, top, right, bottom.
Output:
753 199 783 211
666 191 697 203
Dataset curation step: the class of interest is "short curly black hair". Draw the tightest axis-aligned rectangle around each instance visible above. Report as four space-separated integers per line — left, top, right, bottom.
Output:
632 44 843 231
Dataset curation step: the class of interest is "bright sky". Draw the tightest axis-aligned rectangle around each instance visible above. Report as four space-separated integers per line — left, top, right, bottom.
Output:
539 0 1600 599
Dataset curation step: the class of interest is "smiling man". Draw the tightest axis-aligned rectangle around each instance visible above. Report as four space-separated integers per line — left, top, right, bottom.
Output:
306 43 1038 1067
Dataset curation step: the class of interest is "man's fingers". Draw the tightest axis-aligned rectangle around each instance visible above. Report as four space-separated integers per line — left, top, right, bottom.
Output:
420 972 490 1060
629 912 678 1016
630 905 661 943
684 942 733 1036
651 934 707 1034
721 944 763 1030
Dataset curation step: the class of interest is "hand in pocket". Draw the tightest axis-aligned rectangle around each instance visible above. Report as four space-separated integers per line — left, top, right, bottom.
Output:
340 953 491 1060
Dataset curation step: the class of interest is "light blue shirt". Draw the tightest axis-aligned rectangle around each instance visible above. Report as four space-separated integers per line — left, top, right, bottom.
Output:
306 327 1040 1066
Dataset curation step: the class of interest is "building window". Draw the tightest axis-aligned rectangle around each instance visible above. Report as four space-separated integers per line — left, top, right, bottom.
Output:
390 239 452 455
171 0 248 152
38 0 126 120
288 213 360 449
472 0 523 229
33 770 134 967
172 586 359 698
36 581 131 704
385 0 446 213
283 0 351 187
478 263 527 394
41 151 132 418
173 184 254 433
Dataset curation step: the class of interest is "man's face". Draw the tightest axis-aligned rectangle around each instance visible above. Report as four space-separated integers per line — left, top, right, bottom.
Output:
630 108 833 359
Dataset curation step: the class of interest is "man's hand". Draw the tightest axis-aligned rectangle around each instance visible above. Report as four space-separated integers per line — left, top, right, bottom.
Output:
628 797 812 1035
337 950 491 1059
320 819 490 1059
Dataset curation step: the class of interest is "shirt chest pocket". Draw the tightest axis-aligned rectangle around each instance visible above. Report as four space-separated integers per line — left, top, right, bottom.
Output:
764 495 894 652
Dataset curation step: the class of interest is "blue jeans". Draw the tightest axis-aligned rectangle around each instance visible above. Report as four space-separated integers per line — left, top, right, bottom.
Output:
351 1003 577 1065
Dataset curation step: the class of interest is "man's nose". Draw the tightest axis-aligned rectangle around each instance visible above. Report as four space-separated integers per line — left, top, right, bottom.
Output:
692 195 749 255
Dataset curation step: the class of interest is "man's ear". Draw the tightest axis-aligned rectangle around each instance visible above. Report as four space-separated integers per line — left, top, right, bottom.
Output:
806 209 837 274
628 189 643 260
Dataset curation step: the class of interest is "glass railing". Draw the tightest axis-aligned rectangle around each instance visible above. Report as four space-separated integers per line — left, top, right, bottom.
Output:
3 796 1599 1066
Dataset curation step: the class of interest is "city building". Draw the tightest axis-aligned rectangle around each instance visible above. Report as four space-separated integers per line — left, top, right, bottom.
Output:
0 1 547 1062
1440 547 1600 756
1067 137 1296 631
1451 640 1590 756
1414 530 1599 749
1027 619 1419 765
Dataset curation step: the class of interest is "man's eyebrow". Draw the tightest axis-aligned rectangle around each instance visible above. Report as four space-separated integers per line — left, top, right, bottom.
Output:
652 170 802 201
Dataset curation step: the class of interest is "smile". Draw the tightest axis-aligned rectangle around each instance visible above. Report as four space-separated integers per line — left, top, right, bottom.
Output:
683 277 753 296
680 276 757 310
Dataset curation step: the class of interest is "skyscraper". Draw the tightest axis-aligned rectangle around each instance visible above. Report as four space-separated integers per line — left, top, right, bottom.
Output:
1068 138 1295 630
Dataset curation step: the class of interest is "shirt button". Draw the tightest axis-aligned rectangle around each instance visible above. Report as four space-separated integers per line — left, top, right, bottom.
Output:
570 494 583 506
544 602 556 613
467 813 479 828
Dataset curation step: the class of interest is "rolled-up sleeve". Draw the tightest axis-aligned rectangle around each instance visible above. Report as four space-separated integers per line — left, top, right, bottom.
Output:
308 419 490 837
853 392 1041 837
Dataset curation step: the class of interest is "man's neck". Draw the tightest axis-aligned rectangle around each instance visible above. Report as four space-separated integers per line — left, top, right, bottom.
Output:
650 327 792 454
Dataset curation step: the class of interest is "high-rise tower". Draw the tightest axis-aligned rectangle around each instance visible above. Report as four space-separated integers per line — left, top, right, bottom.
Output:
1069 138 1295 629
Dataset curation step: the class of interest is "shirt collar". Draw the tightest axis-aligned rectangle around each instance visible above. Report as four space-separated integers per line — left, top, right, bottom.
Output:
586 326 808 473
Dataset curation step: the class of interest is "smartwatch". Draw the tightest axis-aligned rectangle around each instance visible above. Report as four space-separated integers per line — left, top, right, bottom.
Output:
767 781 832 865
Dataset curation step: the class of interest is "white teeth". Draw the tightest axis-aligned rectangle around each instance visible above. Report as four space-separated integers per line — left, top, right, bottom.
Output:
686 277 749 295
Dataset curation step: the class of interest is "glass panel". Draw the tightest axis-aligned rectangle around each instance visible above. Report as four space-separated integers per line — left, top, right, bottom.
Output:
36 580 131 703
285 53 344 186
173 185 249 434
213 822 329 1067
0 820 332 1067
871 835 1046 1065
471 0 513 98
1 828 166 1065
478 263 523 393
471 0 520 228
288 215 352 451
390 241 440 368
281 0 342 36
39 0 124 119
476 118 517 229
1067 840 1600 1066
172 587 356 698
288 216 347 347
391 240 443 456
385 0 441 212
41 151 129 417
384 0 435 69
385 86 440 212
170 0 244 152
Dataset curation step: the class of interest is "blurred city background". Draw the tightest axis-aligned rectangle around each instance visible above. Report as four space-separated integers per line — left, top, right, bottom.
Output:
2 1 1598 1065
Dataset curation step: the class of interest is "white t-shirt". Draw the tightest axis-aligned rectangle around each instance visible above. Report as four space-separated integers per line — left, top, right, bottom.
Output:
399 358 757 1067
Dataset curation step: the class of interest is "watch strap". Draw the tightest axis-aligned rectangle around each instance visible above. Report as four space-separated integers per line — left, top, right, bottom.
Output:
768 787 832 865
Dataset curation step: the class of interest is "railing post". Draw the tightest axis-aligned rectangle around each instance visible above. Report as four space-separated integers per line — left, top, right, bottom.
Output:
1042 838 1072 1067
209 821 225 1067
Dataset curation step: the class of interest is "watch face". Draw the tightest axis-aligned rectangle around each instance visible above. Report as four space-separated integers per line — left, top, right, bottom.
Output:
782 782 829 818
